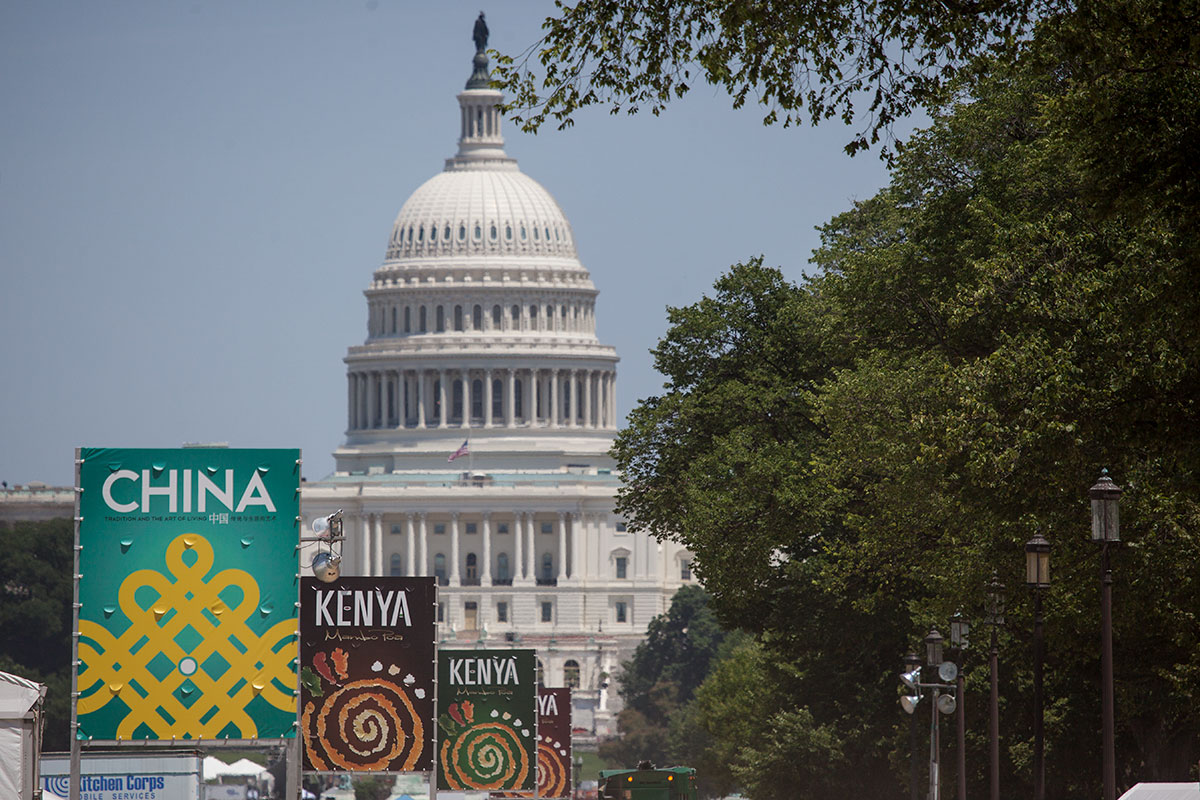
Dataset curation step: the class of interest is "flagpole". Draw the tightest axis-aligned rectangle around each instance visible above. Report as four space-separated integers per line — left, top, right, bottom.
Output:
467 430 474 475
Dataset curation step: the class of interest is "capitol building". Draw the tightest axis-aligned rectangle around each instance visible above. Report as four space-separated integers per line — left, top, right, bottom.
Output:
0 23 696 740
297 31 695 737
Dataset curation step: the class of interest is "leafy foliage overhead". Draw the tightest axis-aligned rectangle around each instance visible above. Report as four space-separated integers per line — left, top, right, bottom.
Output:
494 0 1060 152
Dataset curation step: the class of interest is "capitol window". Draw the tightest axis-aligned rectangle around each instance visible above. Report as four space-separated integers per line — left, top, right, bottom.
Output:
520 226 527 240
615 557 627 579
436 306 445 332
459 224 466 241
492 305 501 328
444 224 451 240
474 223 481 240
390 554 403 577
419 306 427 332
473 305 482 330
454 305 463 331
490 224 497 240
505 224 512 240
564 660 580 689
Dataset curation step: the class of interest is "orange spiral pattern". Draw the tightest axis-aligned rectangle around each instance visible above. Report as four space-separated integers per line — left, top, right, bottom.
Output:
537 739 569 798
439 721 530 790
304 679 424 771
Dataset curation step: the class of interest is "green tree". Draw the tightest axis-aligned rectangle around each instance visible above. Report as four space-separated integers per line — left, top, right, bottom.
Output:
353 774 396 800
493 0 1053 153
669 637 764 799
0 518 75 749
619 585 726 712
611 4 1200 793
600 586 732 769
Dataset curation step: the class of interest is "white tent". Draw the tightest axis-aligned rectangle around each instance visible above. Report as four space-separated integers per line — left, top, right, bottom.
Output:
203 755 236 780
0 669 47 800
1119 784 1200 800
225 758 267 776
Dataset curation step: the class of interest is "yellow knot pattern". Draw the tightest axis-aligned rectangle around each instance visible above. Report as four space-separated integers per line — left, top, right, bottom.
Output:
78 533 296 739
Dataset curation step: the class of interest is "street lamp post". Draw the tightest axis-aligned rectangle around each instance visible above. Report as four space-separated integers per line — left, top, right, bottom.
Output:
985 573 1005 800
900 632 959 800
1091 469 1122 800
950 613 970 800
927 629 946 800
1025 533 1051 800
905 652 923 800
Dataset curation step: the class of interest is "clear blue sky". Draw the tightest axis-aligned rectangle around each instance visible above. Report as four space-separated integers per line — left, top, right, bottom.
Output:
1 1 904 487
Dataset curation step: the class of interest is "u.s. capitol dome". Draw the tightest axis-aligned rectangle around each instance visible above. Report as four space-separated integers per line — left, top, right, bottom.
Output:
301 18 696 738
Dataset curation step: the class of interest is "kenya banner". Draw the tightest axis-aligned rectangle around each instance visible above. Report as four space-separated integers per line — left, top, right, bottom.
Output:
300 577 436 772
492 687 573 799
537 687 573 799
75 447 300 741
437 649 537 792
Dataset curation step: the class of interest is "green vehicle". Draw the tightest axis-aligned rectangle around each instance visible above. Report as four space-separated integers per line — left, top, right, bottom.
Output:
598 763 698 800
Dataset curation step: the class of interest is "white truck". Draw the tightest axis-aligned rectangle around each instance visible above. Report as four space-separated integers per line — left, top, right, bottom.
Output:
41 750 202 800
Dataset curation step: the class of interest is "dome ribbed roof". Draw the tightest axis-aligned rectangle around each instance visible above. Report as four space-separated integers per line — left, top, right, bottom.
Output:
385 168 577 261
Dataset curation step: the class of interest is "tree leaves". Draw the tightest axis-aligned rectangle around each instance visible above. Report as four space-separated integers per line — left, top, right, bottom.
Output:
609 1 1200 792
494 0 1052 154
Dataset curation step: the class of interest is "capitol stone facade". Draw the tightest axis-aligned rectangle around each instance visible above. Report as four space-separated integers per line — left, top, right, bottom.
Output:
298 37 695 737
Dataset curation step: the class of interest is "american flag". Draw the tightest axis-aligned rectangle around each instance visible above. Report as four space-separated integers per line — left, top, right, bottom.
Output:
448 439 469 462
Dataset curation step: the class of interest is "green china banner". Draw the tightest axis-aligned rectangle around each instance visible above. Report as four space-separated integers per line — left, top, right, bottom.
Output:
437 649 537 791
76 447 300 741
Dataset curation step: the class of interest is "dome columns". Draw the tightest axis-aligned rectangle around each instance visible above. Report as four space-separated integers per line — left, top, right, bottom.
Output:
347 365 618 433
